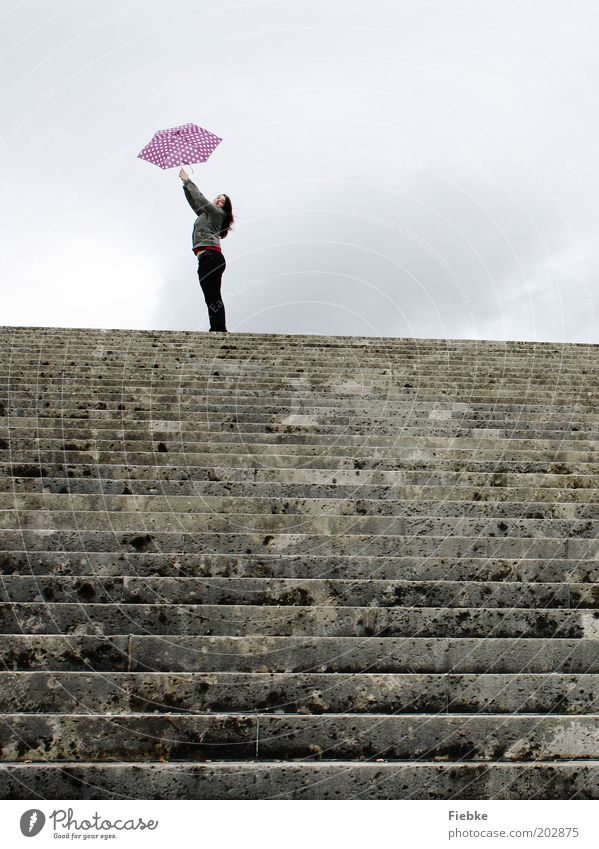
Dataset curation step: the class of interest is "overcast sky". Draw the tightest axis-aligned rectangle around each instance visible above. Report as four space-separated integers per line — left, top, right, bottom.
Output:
1 0 598 341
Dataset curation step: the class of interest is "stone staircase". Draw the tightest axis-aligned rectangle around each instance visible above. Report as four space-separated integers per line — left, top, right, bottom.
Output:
1 325 598 799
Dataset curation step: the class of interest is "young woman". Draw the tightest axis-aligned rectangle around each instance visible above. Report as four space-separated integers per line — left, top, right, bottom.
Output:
179 167 234 332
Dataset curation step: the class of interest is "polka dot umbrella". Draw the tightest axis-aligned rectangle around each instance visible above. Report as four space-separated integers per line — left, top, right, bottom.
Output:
137 122 223 170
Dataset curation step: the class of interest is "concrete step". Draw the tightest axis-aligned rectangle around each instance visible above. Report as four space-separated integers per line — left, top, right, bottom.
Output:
5 423 599 444
7 410 599 429
4 373 594 391
6 447 598 468
3 531 595 563
2 333 595 353
1 326 595 346
6 382 595 402
8 406 599 426
6 362 593 378
2 334 592 351
2 325 597 354
0 575 589 608
2 671 598 714
3 529 595 560
3 551 598 582
4 510 599 540
5 474 596 500
3 355 589 373
3 712 599 763
5 492 599 519
7 432 599 454
0 602 596 637
5 478 599 506
6 394 598 413
4 379 596 400
5 371 595 393
3 375 594 396
5 343 594 359
4 466 598 493
4 364 597 384
3 634 599 675
4 477 597 511
1 760 598 799
4 452 599 477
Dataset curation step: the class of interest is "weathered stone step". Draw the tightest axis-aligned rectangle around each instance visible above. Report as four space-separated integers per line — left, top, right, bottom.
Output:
4 362 596 382
18 356 587 372
5 508 599 537
3 330 592 349
2 335 593 356
3 551 598 582
5 382 596 402
2 326 597 355
5 450 599 475
5 414 596 440
5 371 593 390
1 760 598 799
3 634 599 674
4 471 597 499
15 336 593 355
6 448 598 476
0 576 588 609
5 492 599 519
2 333 591 351
4 465 597 492
23 386 594 403
8 409 599 428
6 391 598 411
5 475 598 504
4 511 599 544
15 355 591 373
5 367 595 390
4 356 590 375
2 327 595 349
9 405 599 425
4 373 594 395
6 423 599 445
130 635 599 674
5 346 591 366
1 602 597 637
2 671 598 715
6 422 598 446
4 530 594 561
4 529 595 560
6 425 599 449
25 346 585 363
6 378 593 400
5 433 599 457
8 478 597 507
3 712 599 763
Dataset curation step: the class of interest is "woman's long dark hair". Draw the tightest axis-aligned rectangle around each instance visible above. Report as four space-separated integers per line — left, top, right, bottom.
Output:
219 194 234 239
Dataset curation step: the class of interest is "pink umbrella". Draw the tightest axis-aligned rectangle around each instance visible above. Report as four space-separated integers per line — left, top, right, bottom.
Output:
137 122 222 170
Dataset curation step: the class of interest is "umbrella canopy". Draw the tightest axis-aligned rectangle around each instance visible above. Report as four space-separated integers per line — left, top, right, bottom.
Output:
137 122 222 169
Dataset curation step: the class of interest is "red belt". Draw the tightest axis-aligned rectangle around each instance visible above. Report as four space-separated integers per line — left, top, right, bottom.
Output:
193 246 222 255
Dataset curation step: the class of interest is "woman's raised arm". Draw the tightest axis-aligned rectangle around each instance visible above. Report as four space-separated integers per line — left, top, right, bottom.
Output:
179 169 214 214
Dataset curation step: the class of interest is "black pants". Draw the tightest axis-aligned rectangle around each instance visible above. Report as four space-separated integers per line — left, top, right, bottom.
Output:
197 250 227 332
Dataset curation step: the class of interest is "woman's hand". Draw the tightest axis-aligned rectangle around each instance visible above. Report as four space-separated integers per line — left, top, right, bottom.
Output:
179 168 189 182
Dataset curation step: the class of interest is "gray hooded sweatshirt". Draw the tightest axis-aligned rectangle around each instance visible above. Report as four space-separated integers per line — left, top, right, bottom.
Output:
182 179 226 251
